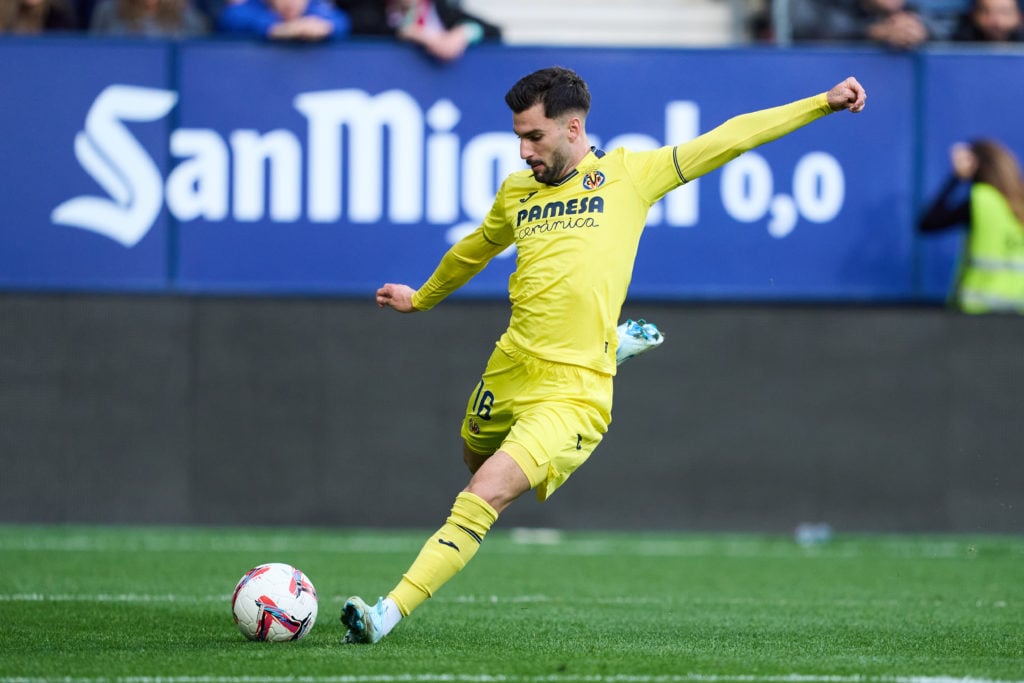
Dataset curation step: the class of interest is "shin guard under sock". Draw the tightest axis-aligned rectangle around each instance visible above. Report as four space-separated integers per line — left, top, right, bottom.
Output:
388 491 498 616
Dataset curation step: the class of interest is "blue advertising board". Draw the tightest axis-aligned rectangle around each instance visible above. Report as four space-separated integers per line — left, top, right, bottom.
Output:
0 38 1020 302
0 39 173 291
166 43 916 298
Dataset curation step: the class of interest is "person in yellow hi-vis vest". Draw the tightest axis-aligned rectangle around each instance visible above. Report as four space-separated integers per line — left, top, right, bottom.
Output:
920 139 1024 313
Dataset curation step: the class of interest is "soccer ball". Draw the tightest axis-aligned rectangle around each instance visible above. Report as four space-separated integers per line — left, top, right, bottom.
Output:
231 563 318 641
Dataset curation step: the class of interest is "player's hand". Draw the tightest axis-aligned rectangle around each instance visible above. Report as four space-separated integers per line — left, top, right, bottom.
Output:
376 283 419 313
826 77 867 114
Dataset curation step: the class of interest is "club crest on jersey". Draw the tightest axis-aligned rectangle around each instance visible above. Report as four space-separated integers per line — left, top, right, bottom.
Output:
582 170 605 190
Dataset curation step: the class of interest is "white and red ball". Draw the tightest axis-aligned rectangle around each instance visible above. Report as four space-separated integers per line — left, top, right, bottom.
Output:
231 563 318 641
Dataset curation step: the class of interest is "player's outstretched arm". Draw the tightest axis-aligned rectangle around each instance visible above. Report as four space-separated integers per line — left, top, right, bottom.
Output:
826 77 867 113
671 76 867 184
376 283 419 313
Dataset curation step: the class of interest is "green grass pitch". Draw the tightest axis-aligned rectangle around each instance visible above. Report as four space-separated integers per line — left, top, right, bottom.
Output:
0 525 1021 682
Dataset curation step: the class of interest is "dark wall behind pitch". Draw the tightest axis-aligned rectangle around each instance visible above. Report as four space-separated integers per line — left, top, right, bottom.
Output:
1 293 1021 533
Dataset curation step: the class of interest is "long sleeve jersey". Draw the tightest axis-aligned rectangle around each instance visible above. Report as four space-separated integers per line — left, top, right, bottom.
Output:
412 93 834 375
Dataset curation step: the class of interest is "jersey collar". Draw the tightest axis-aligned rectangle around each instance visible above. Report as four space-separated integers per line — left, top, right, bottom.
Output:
547 146 606 187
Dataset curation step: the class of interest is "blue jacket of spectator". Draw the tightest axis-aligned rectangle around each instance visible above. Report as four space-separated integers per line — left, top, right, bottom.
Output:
217 0 351 39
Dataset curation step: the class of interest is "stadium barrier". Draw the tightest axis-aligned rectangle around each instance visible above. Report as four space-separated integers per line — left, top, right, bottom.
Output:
2 39 1023 302
1 294 1020 533
1 40 1022 532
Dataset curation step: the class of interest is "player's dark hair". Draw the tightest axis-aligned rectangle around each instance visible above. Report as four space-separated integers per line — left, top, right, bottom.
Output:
505 66 591 120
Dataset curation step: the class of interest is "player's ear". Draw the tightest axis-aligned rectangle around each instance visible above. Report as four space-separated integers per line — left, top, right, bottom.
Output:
565 114 583 141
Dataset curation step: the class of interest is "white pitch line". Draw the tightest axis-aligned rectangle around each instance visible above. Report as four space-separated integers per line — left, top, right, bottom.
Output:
0 593 907 609
1 675 1022 683
0 593 665 607
0 533 1006 560
0 593 227 603
7 593 998 611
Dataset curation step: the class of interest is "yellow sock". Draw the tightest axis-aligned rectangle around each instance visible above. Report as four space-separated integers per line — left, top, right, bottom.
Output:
388 491 497 617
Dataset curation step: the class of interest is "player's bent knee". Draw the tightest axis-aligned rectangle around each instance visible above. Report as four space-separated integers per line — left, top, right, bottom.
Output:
464 451 532 514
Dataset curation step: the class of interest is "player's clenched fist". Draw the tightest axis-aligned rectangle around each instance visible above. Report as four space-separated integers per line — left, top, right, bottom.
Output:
827 77 867 113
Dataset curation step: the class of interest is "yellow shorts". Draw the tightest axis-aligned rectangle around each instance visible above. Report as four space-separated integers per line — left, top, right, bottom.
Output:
461 340 612 501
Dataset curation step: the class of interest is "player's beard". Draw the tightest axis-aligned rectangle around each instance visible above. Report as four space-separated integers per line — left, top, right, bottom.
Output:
531 146 574 185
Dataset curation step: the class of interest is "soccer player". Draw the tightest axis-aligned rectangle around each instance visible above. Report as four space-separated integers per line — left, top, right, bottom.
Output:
342 67 867 644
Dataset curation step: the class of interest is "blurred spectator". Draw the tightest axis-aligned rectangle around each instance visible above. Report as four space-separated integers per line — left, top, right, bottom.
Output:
0 0 78 32
90 0 208 36
919 139 1024 313
915 0 971 38
789 0 940 47
338 0 501 61
951 0 1023 41
218 0 349 40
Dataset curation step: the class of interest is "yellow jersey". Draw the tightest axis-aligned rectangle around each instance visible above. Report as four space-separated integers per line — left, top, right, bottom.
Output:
412 93 833 375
